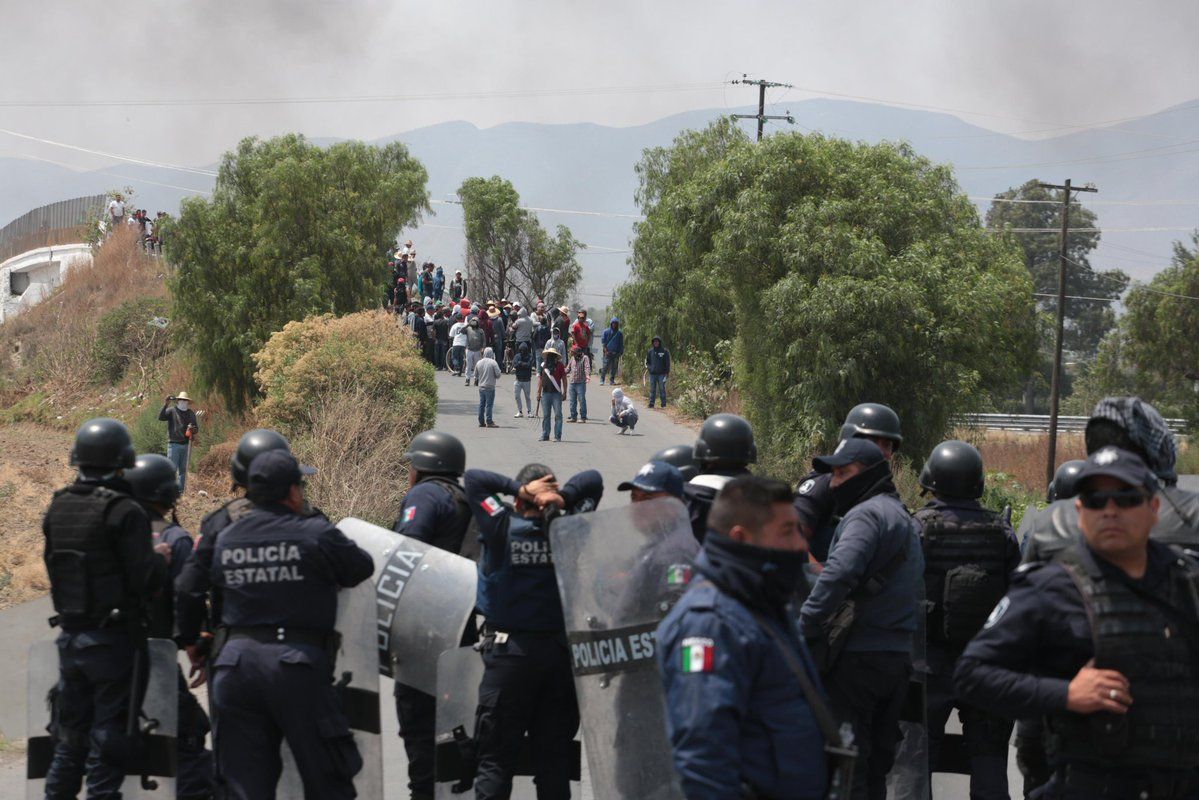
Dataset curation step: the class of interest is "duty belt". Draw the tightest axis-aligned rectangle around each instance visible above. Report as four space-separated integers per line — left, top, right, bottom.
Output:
220 625 340 654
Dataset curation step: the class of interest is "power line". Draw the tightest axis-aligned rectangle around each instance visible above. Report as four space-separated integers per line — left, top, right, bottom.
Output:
0 127 218 176
729 76 795 141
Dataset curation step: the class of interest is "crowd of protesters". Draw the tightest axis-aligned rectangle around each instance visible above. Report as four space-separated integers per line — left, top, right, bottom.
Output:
104 194 169 254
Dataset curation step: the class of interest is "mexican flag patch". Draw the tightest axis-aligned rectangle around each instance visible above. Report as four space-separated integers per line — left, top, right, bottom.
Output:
666 564 692 586
680 637 715 673
480 495 504 517
403 507 417 523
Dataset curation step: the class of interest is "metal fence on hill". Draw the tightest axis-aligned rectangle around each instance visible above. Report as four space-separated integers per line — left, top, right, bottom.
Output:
0 195 107 264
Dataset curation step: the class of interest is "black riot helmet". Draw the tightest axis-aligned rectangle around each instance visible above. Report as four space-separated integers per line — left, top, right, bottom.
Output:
693 413 757 468
70 417 136 470
124 454 182 506
653 444 699 482
230 429 292 488
839 403 903 450
919 440 985 500
405 430 466 477
1047 459 1087 503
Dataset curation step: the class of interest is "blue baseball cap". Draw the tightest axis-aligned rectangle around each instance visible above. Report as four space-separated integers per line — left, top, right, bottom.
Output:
812 438 886 473
618 460 685 499
1073 447 1158 493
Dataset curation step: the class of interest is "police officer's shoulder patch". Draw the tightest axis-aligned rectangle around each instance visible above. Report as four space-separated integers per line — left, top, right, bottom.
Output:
679 637 715 673
403 506 417 523
798 479 816 495
983 596 1011 629
480 495 504 517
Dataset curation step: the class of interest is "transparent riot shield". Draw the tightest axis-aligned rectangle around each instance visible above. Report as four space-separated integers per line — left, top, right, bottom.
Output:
27 637 177 799
887 579 930 800
550 496 699 800
338 517 477 693
278 577 382 799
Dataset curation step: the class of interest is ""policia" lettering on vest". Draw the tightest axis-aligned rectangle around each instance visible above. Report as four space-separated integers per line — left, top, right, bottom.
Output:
510 538 552 566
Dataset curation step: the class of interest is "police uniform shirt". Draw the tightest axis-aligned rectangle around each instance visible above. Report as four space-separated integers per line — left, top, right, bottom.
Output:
208 504 374 632
955 539 1180 719
147 512 194 639
394 479 462 547
176 497 254 643
793 471 836 561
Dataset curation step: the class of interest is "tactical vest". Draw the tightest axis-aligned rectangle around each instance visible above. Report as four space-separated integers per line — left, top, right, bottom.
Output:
916 508 1010 646
476 515 564 633
44 483 132 625
421 476 479 561
1048 545 1199 771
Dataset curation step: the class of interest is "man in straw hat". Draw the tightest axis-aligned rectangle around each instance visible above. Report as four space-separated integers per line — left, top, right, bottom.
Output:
159 391 199 491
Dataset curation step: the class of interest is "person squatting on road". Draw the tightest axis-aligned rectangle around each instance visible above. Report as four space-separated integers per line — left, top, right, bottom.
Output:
41 418 169 799
610 387 638 433
464 464 603 800
175 450 374 800
392 431 477 799
800 438 924 800
159 391 199 492
956 447 1199 800
657 476 831 800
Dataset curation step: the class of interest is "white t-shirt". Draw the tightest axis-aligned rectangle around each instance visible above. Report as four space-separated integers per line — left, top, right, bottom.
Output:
107 199 125 219
450 321 467 347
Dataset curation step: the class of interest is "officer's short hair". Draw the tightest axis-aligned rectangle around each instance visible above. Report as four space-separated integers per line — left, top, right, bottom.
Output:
515 463 553 485
708 476 793 536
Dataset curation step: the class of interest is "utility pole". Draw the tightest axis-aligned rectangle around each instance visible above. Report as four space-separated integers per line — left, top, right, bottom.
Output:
730 76 795 141
1037 178 1098 489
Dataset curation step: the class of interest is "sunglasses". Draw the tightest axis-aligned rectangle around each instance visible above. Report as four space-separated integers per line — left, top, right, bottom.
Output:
1079 489 1150 510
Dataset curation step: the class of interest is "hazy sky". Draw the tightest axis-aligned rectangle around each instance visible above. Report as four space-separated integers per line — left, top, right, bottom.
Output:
2 0 1199 169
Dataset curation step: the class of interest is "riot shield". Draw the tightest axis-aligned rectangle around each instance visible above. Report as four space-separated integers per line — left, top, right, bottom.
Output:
27 637 178 799
338 517 478 694
433 646 582 799
887 579 930 800
277 575 382 799
550 496 699 800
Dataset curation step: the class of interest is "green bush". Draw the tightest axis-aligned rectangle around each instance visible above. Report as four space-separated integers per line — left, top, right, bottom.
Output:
91 296 170 385
130 402 168 455
673 340 735 420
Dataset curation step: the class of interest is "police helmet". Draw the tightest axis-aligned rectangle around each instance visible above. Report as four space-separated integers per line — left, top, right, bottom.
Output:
693 413 757 467
230 429 292 488
839 403 903 449
652 444 699 482
70 417 136 470
1048 459 1087 502
918 440 984 499
405 430 466 476
125 454 182 506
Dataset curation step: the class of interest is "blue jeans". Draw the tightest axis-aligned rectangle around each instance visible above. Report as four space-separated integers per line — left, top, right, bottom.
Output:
541 393 563 440
568 383 587 420
451 345 465 374
600 353 620 383
478 387 496 424
167 441 189 491
649 373 668 407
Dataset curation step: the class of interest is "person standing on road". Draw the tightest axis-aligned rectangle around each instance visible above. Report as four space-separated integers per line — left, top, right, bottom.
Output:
537 348 567 442
599 318 623 386
565 345 590 423
645 335 671 408
510 307 534 353
464 316 486 386
392 431 476 800
432 308 451 372
512 342 534 419
42 418 168 798
449 314 468 376
489 306 507 372
532 310 551 370
159 391 199 492
570 309 591 361
475 347 502 429
433 266 446 302
799 438 924 800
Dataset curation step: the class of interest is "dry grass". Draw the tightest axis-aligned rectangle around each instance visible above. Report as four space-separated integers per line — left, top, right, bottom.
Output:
957 429 1087 491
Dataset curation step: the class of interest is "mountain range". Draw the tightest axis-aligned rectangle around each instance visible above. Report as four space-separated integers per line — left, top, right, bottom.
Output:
4 97 1198 301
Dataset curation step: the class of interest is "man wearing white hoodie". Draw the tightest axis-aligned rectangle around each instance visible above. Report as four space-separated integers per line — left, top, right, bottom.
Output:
610 388 638 434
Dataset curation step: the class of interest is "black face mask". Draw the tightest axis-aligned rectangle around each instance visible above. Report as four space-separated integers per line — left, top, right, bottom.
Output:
830 460 892 516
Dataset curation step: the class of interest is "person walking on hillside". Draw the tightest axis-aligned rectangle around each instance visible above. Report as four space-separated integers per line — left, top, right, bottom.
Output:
537 348 567 442
599 318 623 385
646 335 672 408
464 316 486 386
512 342 534 418
106 194 126 234
449 270 466 303
476 347 502 429
566 345 591 423
159 391 199 491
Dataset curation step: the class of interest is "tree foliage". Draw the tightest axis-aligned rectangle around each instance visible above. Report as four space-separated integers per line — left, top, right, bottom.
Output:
615 123 1037 473
457 176 581 305
166 134 429 408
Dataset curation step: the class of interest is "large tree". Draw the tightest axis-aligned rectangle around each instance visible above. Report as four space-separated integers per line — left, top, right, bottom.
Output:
457 176 580 305
616 123 1037 472
166 134 428 408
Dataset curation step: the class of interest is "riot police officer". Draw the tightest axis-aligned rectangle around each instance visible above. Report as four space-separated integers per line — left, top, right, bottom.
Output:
42 418 168 797
914 440 1020 799
794 402 903 563
175 428 295 678
684 413 756 543
1047 459 1086 503
799 438 924 800
652 444 699 482
393 430 474 800
658 476 832 800
464 463 603 800
956 447 1199 800
177 449 375 799
124 453 215 799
